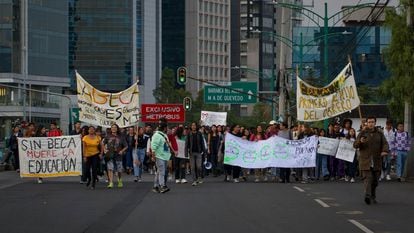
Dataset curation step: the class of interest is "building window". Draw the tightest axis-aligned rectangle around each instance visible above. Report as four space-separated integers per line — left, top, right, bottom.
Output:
252 17 259 27
199 66 203 76
204 53 208 63
199 14 203 24
204 41 208 50
199 27 203 37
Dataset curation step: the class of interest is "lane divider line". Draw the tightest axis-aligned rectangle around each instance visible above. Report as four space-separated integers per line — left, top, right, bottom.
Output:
348 219 374 233
293 186 305 192
314 199 330 208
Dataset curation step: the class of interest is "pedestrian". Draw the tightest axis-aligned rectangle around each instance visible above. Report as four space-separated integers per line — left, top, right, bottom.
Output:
70 121 82 135
392 122 411 182
224 124 242 183
381 119 395 181
102 124 128 189
328 123 345 181
133 127 149 182
345 128 357 183
151 118 171 193
125 127 135 175
207 125 221 177
34 125 47 184
353 116 389 205
298 124 314 183
7 125 22 172
24 122 36 137
316 129 330 181
251 125 267 182
278 122 292 183
174 126 188 183
47 122 62 137
82 126 102 189
185 122 207 186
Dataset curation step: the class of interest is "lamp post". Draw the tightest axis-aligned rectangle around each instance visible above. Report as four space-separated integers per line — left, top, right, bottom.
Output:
231 66 276 119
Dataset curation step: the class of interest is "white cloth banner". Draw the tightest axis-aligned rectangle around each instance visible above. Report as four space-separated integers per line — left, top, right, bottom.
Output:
76 72 140 128
296 63 360 122
317 137 340 156
18 136 82 178
335 139 356 162
224 133 318 168
200 111 227 126
176 139 188 159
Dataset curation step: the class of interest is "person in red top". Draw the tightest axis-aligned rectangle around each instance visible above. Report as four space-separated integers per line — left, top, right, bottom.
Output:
47 122 62 137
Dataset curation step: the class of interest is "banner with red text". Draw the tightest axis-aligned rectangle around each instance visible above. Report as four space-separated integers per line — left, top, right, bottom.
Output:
296 63 360 122
18 136 82 178
141 104 185 123
76 72 140 127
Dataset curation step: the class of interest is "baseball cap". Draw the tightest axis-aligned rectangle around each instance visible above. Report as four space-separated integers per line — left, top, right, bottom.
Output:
269 120 277 125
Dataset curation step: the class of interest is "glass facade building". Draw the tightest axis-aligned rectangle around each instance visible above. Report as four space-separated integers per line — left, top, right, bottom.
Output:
0 0 20 73
292 26 391 87
69 0 133 91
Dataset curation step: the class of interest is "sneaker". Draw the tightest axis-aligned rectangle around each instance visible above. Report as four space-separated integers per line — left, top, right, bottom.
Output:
398 177 402 182
80 180 86 184
226 176 231 181
107 182 113 189
197 179 203 184
233 178 240 183
152 186 160 193
191 181 197 186
181 179 188 184
350 178 355 183
364 195 371 205
175 179 181 184
134 177 138 182
168 175 173 181
344 176 350 182
386 174 391 181
160 186 170 193
37 178 43 184
254 178 260 183
117 180 123 188
301 180 308 184
149 169 154 175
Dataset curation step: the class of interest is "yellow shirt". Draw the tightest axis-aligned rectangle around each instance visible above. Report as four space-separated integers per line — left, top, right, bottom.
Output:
82 135 101 157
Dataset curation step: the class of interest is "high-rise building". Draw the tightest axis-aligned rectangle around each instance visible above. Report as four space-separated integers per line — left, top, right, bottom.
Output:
0 0 70 141
185 0 231 98
69 0 161 104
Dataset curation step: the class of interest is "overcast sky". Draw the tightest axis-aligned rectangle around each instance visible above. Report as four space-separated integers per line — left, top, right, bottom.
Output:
299 0 400 26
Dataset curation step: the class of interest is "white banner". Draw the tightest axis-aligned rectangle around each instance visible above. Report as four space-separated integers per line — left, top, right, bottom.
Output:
200 111 227 126
224 133 318 168
176 139 189 159
317 137 340 156
335 139 356 162
18 136 82 178
296 63 360 122
76 72 140 128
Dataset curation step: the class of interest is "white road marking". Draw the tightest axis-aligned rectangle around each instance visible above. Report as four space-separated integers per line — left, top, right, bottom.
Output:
314 199 330 208
348 219 374 233
293 186 305 192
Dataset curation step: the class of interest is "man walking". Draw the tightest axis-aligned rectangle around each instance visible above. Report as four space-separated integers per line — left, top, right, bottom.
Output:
392 122 411 182
151 118 171 193
354 116 389 205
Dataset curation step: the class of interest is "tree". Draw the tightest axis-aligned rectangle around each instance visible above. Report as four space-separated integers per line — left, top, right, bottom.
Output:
153 68 191 103
380 1 414 122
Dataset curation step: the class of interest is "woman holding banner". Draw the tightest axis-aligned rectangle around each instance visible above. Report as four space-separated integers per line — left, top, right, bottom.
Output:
82 126 102 189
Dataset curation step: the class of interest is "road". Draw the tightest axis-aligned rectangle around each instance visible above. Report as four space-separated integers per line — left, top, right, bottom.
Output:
0 171 413 233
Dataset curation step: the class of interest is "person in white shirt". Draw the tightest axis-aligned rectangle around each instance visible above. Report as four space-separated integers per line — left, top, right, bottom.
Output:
381 119 395 181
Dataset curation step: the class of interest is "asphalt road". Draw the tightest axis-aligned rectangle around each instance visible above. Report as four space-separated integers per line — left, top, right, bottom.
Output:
0 172 413 233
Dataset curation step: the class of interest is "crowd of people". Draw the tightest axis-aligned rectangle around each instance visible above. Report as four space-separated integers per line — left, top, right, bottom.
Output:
1 117 411 201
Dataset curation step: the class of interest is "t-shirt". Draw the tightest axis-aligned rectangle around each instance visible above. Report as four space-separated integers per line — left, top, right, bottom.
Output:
103 134 128 161
82 135 101 157
151 131 171 161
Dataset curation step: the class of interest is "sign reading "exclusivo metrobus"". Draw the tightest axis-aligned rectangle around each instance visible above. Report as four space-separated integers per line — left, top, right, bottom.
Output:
141 104 185 123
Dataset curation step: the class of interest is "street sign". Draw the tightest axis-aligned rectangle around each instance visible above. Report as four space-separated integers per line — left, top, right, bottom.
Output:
70 108 80 123
141 104 185 123
204 82 257 104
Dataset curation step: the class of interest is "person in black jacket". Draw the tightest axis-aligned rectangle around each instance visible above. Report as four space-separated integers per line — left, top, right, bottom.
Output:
185 122 207 186
8 125 23 172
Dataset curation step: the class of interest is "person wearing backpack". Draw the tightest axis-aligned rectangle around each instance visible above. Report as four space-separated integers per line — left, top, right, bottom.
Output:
392 122 411 182
151 118 172 193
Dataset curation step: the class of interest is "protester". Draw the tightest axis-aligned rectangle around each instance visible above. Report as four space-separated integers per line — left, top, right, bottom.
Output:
151 118 171 193
133 127 149 182
228 124 242 183
125 127 136 175
24 122 36 137
278 122 292 183
251 125 267 182
82 126 102 189
47 122 62 137
185 122 207 186
328 123 345 181
392 122 411 182
354 116 389 205
207 125 221 177
174 126 188 183
102 124 128 189
298 124 314 183
345 128 358 183
70 121 82 135
8 125 22 172
381 119 395 181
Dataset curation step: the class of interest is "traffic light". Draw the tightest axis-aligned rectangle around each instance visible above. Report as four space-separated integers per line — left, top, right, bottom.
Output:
183 97 192 111
177 67 187 85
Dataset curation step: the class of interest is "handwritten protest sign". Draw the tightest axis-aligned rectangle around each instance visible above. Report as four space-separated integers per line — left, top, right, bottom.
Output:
176 139 188 159
18 136 82 178
76 72 140 128
200 111 227 126
317 137 340 156
224 134 318 168
296 63 360 122
335 139 356 162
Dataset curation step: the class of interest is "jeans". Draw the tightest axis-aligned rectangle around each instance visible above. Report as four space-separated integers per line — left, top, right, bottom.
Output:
190 152 203 181
85 154 99 187
321 155 330 177
125 147 133 169
381 153 392 176
133 148 146 178
396 150 408 177
154 158 167 187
